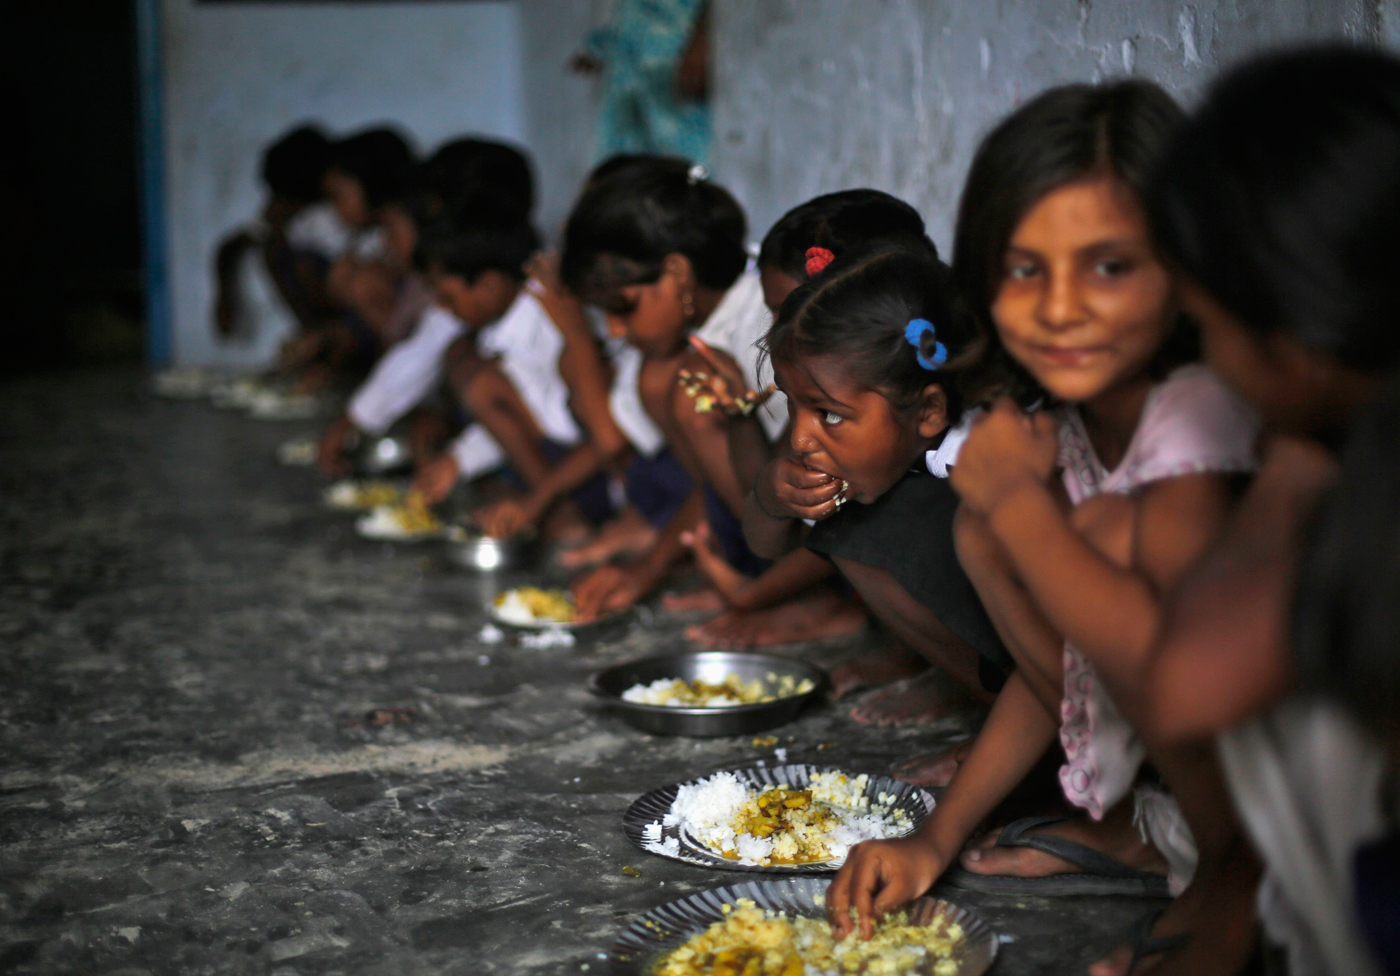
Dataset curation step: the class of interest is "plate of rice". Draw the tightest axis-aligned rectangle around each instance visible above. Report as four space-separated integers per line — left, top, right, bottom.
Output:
324 480 403 511
489 586 578 628
608 877 997 976
355 495 445 541
624 764 933 872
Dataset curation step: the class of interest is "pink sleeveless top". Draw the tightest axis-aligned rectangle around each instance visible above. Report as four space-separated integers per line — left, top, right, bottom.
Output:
1055 364 1259 818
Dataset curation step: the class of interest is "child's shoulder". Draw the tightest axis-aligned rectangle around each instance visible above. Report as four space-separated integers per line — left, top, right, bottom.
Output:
1129 364 1261 485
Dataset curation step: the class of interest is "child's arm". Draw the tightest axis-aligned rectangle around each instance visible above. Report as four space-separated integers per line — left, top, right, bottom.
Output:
1145 436 1336 742
827 670 1057 940
571 488 705 620
741 455 845 558
474 442 613 539
953 399 1232 713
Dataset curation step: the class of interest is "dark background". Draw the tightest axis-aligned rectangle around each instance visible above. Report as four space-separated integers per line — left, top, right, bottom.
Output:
2 0 144 376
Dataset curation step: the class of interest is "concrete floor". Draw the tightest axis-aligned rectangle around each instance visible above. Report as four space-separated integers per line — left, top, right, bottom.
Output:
0 369 1157 975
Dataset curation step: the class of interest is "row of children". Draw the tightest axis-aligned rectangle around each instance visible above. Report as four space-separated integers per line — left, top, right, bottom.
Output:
223 42 1396 976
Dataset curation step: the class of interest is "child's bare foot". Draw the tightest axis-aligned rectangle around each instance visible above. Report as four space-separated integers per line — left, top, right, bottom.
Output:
557 507 657 568
891 740 974 788
828 642 928 700
684 589 867 648
662 587 727 614
681 520 753 606
961 802 1168 880
847 670 973 726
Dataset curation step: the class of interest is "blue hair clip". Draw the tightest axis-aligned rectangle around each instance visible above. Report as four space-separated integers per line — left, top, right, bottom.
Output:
904 318 947 371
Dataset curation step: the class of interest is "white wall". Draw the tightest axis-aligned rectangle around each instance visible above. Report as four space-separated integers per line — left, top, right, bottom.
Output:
160 0 528 367
712 0 1400 256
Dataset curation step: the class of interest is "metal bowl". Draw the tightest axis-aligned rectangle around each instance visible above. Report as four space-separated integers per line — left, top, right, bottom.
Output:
353 434 414 476
588 651 826 737
445 526 538 573
609 877 998 975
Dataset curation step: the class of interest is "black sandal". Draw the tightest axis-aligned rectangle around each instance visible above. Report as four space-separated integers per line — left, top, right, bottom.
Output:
1128 906 1191 968
942 815 1172 898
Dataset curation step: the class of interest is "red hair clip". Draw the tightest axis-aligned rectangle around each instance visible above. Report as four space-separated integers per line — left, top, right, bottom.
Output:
804 246 835 277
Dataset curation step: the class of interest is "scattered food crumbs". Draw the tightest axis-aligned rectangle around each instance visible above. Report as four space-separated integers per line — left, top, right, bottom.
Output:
581 965 589 972
305 822 327 827
817 741 838 750
477 654 491 665
478 624 504 644
597 953 608 960
365 706 416 726
774 747 788 763
622 865 641 877
752 736 778 747
573 777 581 783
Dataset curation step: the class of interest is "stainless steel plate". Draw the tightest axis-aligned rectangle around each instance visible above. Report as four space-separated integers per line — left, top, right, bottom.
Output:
445 526 538 573
608 877 997 976
623 763 934 872
486 589 629 632
589 652 826 737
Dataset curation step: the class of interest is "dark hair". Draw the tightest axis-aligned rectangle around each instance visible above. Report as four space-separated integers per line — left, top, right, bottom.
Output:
764 243 969 422
954 80 1190 405
758 189 933 282
1149 46 1400 373
329 127 416 210
1293 374 1400 738
416 202 540 283
407 137 534 224
560 159 748 306
585 153 672 192
261 124 330 202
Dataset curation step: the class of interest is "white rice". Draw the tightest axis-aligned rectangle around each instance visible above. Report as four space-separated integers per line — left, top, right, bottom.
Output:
662 770 913 866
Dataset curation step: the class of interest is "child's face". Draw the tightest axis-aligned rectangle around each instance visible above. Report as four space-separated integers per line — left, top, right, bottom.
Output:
430 267 519 329
774 354 946 504
992 177 1175 404
324 169 370 227
759 265 801 316
379 205 417 271
602 257 690 358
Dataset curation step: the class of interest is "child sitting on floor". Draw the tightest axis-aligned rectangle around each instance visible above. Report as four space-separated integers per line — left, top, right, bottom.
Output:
282 127 415 387
212 123 331 368
1140 46 1400 976
739 240 1013 761
317 138 536 476
560 160 782 620
673 189 932 655
407 205 616 539
828 80 1259 976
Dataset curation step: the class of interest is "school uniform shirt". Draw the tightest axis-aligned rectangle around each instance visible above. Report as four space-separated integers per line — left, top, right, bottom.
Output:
608 343 667 457
285 201 353 260
347 304 465 436
693 271 788 442
448 288 582 480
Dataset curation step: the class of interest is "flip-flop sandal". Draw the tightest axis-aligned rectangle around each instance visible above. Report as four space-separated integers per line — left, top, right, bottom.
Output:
942 815 1172 897
1128 906 1190 969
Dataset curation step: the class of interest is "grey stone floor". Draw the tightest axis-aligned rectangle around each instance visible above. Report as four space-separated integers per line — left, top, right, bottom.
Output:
0 369 1155 975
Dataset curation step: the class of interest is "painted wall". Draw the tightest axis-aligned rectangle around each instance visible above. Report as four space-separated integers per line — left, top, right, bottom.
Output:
160 0 528 367
711 0 1400 252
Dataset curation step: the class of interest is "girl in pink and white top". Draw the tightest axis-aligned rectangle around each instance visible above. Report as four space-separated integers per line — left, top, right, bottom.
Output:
828 80 1258 976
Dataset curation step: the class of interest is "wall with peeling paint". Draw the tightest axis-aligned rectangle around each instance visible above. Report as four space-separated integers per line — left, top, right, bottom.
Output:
711 0 1400 251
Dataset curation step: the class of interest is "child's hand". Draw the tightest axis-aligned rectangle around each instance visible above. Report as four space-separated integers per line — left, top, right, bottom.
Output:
571 563 651 622
412 454 459 505
473 496 539 539
950 397 1059 516
826 836 946 941
679 335 777 420
754 457 847 522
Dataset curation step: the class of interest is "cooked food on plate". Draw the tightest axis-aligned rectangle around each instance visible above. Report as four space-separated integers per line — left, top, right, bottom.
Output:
493 587 577 625
622 673 815 708
356 495 443 539
324 480 402 511
643 771 913 867
654 897 963 976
